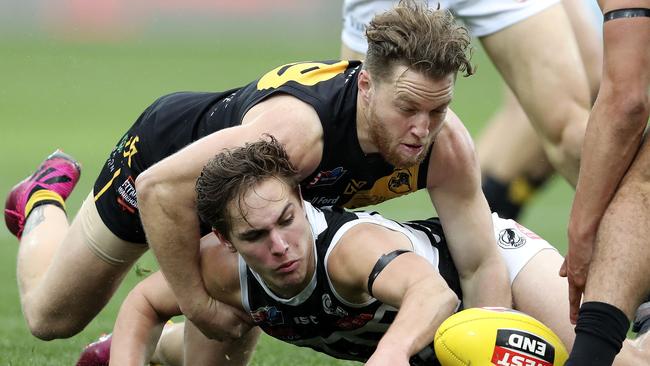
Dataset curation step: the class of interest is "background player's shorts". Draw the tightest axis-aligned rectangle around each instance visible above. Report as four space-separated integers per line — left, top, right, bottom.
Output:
490 213 556 283
406 214 555 290
341 0 560 53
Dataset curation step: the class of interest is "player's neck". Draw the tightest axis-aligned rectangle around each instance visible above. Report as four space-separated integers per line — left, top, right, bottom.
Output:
355 94 377 155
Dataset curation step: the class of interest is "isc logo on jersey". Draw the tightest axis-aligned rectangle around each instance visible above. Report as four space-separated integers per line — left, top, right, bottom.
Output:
492 329 554 366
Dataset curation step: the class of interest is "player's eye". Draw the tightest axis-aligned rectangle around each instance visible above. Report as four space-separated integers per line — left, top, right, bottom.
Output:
240 231 265 242
399 106 416 114
279 216 294 227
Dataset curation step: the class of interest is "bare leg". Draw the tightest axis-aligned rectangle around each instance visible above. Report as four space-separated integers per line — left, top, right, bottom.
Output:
512 249 650 365
584 143 650 318
511 249 575 348
17 193 146 339
480 3 592 185
477 87 553 184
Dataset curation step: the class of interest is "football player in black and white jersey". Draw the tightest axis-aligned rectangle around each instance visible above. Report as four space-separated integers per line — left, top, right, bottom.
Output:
104 138 649 365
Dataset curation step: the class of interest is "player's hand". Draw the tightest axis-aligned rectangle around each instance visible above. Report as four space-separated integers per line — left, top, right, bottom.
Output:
561 223 596 324
184 296 253 341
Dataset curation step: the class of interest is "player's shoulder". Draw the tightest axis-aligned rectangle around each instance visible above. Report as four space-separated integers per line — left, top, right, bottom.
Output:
425 108 479 188
433 109 476 164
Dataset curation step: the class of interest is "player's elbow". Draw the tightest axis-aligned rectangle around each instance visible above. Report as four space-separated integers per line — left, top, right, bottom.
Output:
439 287 460 315
135 168 177 212
134 169 159 204
602 88 650 131
120 281 171 326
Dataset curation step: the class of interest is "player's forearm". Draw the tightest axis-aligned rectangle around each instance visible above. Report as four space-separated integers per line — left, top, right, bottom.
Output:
439 204 511 308
460 255 511 309
110 273 181 366
570 93 647 243
571 15 650 241
136 173 210 316
375 280 458 359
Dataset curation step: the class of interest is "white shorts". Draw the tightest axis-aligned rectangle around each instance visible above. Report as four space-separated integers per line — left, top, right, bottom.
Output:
341 0 561 53
491 213 556 283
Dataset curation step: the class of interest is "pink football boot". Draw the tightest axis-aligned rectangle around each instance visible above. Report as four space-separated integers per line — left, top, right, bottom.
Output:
4 150 81 239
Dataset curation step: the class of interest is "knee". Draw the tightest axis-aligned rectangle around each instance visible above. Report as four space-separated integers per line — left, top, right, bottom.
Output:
535 107 586 185
23 305 89 340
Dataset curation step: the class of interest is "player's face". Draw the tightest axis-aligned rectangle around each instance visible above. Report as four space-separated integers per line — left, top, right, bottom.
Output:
363 66 454 168
227 178 315 298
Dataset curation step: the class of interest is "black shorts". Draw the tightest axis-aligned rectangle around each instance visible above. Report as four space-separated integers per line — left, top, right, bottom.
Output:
92 90 240 243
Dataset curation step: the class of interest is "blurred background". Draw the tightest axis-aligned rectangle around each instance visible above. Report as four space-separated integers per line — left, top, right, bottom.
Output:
0 0 572 364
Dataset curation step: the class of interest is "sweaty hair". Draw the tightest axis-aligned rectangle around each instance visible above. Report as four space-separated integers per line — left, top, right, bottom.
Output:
195 135 299 239
364 0 474 81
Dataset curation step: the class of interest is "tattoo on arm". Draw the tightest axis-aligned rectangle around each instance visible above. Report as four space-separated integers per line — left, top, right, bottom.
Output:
22 206 46 237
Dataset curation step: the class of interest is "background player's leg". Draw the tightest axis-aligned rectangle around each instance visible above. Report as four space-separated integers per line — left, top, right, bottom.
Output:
477 87 554 219
511 249 574 348
480 3 592 185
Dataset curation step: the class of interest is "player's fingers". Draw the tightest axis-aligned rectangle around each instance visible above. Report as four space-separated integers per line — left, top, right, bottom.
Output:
568 283 581 324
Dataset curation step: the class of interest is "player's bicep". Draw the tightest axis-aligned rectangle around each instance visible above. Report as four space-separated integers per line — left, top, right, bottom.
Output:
241 96 324 178
327 224 421 303
370 253 448 308
427 119 495 276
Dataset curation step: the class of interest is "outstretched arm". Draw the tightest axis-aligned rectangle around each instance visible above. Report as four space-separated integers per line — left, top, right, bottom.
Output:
109 271 181 366
110 234 253 365
327 223 459 366
428 110 512 309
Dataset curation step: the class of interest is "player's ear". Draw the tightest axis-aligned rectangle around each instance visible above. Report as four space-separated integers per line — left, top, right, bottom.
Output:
213 229 237 253
358 69 373 102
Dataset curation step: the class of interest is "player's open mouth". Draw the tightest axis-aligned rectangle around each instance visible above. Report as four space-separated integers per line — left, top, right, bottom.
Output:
402 143 423 155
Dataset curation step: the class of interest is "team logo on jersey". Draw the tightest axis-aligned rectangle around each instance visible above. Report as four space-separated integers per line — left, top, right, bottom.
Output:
116 176 138 214
250 306 285 326
498 228 526 249
491 329 555 366
388 169 413 194
322 293 348 317
307 167 347 187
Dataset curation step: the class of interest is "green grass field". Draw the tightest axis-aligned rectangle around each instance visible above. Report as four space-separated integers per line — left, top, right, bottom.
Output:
0 32 573 365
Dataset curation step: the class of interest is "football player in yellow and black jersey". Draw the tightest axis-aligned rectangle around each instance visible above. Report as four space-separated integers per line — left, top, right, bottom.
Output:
5 0 512 344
